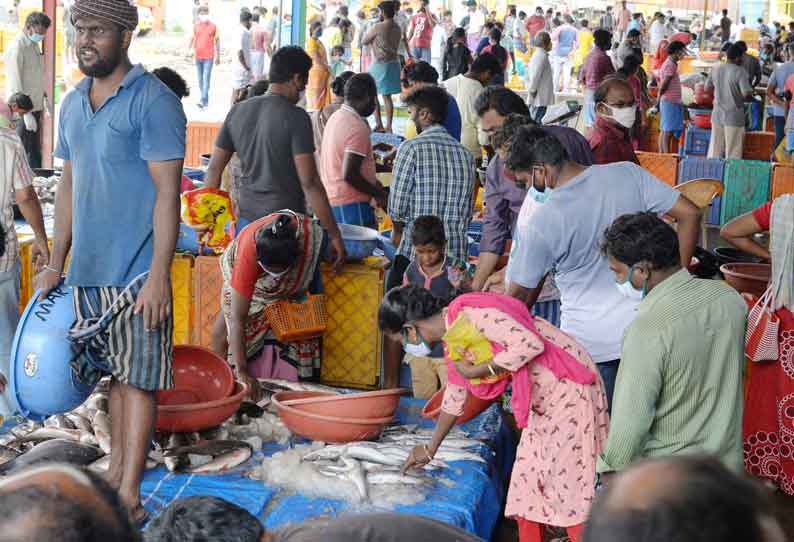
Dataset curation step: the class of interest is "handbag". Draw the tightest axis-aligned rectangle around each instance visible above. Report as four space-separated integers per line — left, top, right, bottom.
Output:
745 286 780 362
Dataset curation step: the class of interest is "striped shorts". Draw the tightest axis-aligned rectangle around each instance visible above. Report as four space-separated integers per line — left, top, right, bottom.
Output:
69 280 173 391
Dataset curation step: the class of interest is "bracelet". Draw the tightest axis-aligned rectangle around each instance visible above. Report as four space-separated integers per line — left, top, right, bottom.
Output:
487 363 497 376
44 265 62 275
423 444 433 461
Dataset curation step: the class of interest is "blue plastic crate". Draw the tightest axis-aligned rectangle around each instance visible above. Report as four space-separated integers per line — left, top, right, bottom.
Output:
720 159 771 225
182 167 205 182
677 157 725 225
680 126 711 157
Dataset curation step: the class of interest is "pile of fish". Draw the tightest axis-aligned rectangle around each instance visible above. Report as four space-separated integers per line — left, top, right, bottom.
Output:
0 379 280 476
249 424 489 507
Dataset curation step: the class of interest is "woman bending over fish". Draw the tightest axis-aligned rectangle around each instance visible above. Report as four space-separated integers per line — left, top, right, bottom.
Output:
379 286 609 542
217 211 324 399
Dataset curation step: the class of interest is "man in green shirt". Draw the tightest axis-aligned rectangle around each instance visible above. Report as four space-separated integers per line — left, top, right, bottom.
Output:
598 212 746 475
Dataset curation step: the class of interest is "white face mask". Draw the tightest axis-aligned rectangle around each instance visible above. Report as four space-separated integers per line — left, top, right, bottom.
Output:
402 327 433 357
199 14 210 22
614 266 646 300
604 104 636 129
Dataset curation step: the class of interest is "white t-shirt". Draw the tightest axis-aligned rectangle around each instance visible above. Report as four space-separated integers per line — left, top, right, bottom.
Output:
233 26 253 88
505 162 680 363
649 20 667 45
443 74 484 156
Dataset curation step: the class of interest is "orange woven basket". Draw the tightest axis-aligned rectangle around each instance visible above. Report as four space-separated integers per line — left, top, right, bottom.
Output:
264 295 328 342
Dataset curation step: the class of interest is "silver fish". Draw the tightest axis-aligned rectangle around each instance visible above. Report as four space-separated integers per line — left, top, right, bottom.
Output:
20 427 82 442
79 432 99 447
65 414 93 434
367 471 431 485
43 414 76 430
188 444 252 474
89 455 157 473
345 444 404 467
165 440 253 458
302 445 348 462
92 411 112 436
432 450 486 463
0 439 103 475
0 445 21 465
94 428 112 455
85 393 109 413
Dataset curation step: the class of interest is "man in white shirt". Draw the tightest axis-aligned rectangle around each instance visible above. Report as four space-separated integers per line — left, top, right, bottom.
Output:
443 54 502 159
5 11 50 168
525 31 554 123
649 12 667 53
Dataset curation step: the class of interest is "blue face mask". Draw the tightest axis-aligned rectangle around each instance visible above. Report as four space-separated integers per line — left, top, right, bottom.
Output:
528 185 552 204
30 33 45 43
614 266 647 300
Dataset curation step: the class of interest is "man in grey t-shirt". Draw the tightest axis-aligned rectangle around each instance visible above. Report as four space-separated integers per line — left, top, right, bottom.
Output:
706 43 753 160
203 46 345 265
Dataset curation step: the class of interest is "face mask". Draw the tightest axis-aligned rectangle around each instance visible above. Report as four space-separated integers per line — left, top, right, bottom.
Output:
614 266 646 300
30 33 45 43
402 328 433 357
604 104 636 129
528 185 552 204
199 14 210 22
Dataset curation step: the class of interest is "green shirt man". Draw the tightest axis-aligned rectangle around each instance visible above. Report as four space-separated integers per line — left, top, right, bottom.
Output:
599 212 747 474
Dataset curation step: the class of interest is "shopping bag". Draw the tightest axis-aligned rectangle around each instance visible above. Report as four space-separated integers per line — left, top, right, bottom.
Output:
745 287 780 362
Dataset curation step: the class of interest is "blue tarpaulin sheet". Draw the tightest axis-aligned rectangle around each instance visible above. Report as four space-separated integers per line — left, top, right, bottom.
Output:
140 397 515 539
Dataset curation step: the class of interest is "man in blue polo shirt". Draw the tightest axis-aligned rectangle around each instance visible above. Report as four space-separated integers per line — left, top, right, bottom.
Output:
37 0 186 524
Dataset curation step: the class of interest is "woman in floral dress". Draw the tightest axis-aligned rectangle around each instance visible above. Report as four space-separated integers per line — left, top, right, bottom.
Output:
379 286 609 542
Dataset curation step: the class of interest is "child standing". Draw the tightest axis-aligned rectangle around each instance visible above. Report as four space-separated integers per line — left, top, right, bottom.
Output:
401 215 470 398
329 45 350 77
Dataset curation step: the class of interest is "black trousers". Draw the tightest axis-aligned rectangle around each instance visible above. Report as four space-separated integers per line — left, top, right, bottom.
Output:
385 255 410 293
16 111 42 169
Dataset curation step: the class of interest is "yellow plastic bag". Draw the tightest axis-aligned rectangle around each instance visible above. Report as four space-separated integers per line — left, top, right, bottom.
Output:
180 188 236 253
443 314 507 384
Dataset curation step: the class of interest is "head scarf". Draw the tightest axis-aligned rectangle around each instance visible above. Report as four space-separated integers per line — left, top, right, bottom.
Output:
71 0 139 31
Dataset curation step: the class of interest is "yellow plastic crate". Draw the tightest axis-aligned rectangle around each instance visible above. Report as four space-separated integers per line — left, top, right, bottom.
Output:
193 255 223 349
171 254 194 345
320 261 384 389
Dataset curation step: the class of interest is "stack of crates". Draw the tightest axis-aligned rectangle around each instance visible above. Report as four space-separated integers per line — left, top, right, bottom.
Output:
680 126 711 157
678 157 725 225
720 160 771 225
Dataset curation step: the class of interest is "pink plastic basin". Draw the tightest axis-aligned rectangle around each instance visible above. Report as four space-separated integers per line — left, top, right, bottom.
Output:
279 388 409 419
155 345 234 406
422 385 494 425
721 263 771 298
272 391 394 443
156 381 248 433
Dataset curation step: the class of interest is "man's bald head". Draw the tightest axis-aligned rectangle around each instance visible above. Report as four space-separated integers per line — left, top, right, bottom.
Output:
585 456 784 542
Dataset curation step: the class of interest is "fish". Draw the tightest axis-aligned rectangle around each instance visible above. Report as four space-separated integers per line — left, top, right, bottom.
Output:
302 445 348 462
188 443 252 474
0 445 21 465
85 393 109 413
237 402 265 419
11 421 42 438
163 433 191 472
18 427 83 442
89 455 157 473
91 411 112 436
432 450 486 463
345 444 404 467
0 439 103 475
79 432 99 447
44 414 76 431
164 440 253 458
367 471 431 485
65 414 93 434
94 428 112 455
200 426 230 441
258 378 340 396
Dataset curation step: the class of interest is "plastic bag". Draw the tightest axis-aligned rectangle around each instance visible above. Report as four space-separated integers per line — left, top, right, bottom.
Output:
443 314 508 385
180 188 236 253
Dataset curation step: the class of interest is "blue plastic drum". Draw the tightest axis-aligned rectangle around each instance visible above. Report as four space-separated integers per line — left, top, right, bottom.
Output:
9 286 95 421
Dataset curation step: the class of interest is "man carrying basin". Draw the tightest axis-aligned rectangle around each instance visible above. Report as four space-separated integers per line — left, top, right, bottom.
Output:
37 0 186 524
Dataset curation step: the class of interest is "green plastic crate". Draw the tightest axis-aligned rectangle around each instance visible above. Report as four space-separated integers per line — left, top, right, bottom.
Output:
720 159 771 225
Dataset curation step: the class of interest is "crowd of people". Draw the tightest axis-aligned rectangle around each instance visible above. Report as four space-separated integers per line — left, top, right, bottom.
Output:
0 0 794 541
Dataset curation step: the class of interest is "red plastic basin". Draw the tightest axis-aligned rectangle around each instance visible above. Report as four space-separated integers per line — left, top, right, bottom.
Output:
422 385 494 425
272 391 394 443
155 345 234 406
156 381 248 433
721 263 771 298
279 388 409 419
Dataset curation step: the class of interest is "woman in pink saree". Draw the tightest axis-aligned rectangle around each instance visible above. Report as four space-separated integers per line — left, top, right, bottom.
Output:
378 285 609 542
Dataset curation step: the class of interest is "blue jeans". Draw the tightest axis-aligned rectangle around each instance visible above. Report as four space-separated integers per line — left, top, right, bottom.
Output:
196 59 213 106
597 359 620 414
0 262 20 417
412 47 431 63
